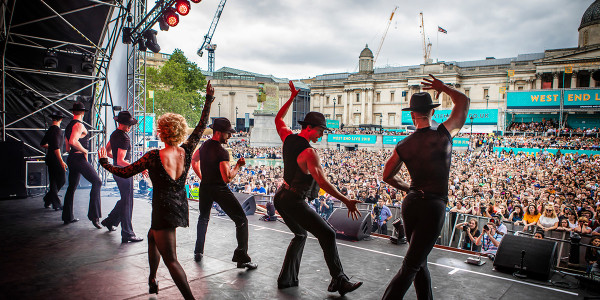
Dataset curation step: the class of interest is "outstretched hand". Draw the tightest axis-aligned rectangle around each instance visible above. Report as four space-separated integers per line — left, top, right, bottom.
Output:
206 80 215 103
346 199 363 220
98 146 108 159
289 80 299 97
421 74 445 99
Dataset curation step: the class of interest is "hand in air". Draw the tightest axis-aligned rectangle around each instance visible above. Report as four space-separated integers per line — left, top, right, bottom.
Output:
205 80 215 103
346 199 363 220
289 80 299 97
237 157 246 167
98 147 108 159
421 74 445 99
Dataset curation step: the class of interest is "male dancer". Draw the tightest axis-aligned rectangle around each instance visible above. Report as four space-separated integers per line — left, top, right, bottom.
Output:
40 111 67 210
191 117 258 269
100 111 144 243
381 74 469 299
274 81 363 296
63 101 102 228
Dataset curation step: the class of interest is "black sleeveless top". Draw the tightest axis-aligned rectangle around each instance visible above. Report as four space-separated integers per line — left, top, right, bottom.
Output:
395 124 453 195
282 134 314 194
65 119 89 153
40 125 63 161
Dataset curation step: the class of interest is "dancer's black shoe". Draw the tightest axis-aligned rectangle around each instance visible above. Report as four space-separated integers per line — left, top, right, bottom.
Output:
327 275 363 296
236 262 258 270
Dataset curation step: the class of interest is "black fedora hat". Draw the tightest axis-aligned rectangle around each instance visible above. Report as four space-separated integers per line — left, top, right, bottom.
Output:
70 101 88 112
209 117 235 133
114 111 138 126
298 111 329 130
402 92 440 112
49 111 66 120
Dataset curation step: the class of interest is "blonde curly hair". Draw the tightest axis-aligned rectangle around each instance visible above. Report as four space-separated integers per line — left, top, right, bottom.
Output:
157 113 188 146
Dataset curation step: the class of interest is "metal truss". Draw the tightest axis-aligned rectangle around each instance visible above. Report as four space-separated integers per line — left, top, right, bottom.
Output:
1 0 128 176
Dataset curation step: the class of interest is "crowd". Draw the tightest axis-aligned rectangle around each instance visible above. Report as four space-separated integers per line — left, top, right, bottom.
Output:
506 120 599 136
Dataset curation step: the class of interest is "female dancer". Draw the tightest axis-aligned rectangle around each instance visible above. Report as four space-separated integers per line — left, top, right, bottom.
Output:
99 82 214 299
40 111 67 210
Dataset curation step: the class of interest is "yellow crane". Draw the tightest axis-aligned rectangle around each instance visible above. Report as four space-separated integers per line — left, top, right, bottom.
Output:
374 6 398 63
419 12 432 64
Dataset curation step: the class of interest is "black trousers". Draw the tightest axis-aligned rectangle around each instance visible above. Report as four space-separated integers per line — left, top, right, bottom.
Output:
382 191 447 300
274 188 345 286
63 153 102 222
195 184 250 263
104 175 134 238
44 157 65 209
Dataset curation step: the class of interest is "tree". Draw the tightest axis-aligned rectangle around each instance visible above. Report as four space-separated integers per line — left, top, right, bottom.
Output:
147 49 207 126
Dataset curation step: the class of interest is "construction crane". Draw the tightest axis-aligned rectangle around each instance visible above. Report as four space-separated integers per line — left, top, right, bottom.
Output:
374 6 398 63
197 0 227 72
419 12 432 64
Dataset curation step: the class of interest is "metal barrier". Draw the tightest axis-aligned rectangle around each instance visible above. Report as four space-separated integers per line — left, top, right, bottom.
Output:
444 212 491 249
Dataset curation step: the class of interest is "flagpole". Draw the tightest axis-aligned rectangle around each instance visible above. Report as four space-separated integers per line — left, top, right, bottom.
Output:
437 29 439 63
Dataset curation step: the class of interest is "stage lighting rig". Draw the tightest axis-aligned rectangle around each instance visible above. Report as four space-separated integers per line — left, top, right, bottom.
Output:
43 50 58 70
144 30 161 53
163 7 179 27
175 0 191 16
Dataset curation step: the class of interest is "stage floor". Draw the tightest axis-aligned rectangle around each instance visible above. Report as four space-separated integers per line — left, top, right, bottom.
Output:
0 183 595 300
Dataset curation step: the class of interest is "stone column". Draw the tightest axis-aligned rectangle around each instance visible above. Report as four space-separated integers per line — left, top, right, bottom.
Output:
571 71 578 88
360 89 366 124
368 89 375 124
348 90 354 126
342 92 348 126
553 72 559 89
319 94 324 112
535 73 542 89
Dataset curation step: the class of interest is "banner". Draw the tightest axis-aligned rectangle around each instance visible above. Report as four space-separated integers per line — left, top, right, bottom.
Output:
507 90 560 109
402 109 497 125
327 119 340 129
327 134 376 144
136 114 155 136
563 89 600 108
494 147 600 157
382 135 406 144
453 137 470 148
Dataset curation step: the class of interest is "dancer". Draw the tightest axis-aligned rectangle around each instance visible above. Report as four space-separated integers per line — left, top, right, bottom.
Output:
40 111 67 210
191 117 258 269
381 74 469 299
63 102 102 228
100 111 144 243
99 81 214 299
273 81 363 296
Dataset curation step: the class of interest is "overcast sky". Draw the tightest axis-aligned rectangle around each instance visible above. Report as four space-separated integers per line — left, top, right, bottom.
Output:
153 0 592 79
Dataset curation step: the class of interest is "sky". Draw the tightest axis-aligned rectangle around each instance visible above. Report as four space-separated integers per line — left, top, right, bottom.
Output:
153 0 593 79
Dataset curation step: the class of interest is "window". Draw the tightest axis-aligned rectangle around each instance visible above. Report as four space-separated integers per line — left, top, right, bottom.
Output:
464 89 470 97
338 95 342 104
326 95 330 105
374 113 382 125
325 114 331 119
376 93 381 102
583 30 589 46
353 113 360 124
161 54 170 59
390 91 395 102
518 86 524 90
356 93 360 103
483 88 489 100
388 113 396 126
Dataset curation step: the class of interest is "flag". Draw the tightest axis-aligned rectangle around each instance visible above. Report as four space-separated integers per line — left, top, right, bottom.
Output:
438 26 447 34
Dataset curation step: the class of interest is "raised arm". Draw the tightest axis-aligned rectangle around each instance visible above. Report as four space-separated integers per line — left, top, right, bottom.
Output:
301 148 362 220
275 80 300 142
98 147 149 178
422 74 470 137
382 150 410 192
184 81 215 149
191 148 202 180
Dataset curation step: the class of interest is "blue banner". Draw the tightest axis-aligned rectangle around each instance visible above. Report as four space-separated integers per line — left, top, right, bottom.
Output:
136 114 154 136
327 134 376 144
453 137 470 148
564 89 600 108
494 147 600 156
402 109 497 125
382 136 406 144
326 119 340 129
507 90 560 109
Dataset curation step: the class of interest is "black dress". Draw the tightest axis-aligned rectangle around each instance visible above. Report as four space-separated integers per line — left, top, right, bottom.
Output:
99 106 211 230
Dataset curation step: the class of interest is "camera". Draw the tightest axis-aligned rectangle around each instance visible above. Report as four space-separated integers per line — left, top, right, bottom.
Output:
483 224 489 231
462 225 469 231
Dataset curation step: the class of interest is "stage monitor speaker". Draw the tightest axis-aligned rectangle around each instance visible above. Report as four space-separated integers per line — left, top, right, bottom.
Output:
328 208 372 241
0 141 27 199
493 234 557 280
233 192 256 215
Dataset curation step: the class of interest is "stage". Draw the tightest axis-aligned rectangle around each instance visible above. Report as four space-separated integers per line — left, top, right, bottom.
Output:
0 184 593 300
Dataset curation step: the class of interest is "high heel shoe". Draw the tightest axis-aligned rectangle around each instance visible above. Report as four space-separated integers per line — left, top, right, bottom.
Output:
149 279 158 294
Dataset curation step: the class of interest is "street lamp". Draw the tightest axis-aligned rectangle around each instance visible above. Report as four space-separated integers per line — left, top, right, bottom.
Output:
218 102 221 117
485 94 489 110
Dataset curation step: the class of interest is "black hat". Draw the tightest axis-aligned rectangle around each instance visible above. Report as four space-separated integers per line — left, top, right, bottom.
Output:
298 111 329 130
209 117 235 133
49 111 65 120
402 92 440 112
114 111 138 126
70 101 88 112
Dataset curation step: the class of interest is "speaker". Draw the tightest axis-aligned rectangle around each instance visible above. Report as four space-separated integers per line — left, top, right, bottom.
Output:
328 208 372 241
233 192 256 216
493 234 557 280
0 141 27 199
26 162 47 187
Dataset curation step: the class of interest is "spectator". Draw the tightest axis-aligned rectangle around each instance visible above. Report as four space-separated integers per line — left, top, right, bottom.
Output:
520 204 541 232
476 222 503 259
537 204 559 232
508 205 524 223
371 198 392 235
252 184 266 194
319 195 335 220
493 215 508 236
585 237 600 276
573 217 593 235
557 219 573 233
533 231 545 239
454 218 480 251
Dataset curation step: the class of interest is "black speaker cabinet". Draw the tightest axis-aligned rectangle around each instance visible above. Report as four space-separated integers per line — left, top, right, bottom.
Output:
0 141 27 199
232 192 256 216
328 208 372 241
493 234 557 280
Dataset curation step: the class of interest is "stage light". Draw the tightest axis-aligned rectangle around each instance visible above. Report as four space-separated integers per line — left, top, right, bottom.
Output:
163 7 179 27
190 0 201 3
175 0 190 16
138 38 147 52
158 14 170 31
81 55 94 73
43 50 58 70
122 27 133 44
144 30 161 53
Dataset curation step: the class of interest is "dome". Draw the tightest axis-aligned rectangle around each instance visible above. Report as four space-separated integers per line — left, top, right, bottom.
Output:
359 44 373 58
579 0 600 30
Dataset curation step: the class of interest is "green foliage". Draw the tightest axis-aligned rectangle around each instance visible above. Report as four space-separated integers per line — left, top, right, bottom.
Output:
146 49 207 126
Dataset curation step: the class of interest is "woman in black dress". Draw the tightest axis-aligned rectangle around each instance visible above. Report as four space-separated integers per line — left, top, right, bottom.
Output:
40 111 67 210
98 82 214 299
